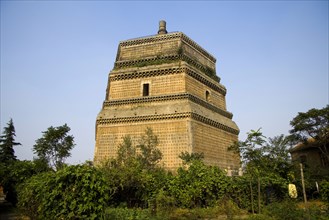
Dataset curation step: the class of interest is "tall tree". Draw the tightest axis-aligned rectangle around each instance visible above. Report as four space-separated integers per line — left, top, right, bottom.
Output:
33 124 75 170
0 119 21 163
289 105 329 160
229 130 292 177
101 128 165 208
137 128 162 169
229 129 291 203
263 135 293 179
116 135 136 166
229 128 266 168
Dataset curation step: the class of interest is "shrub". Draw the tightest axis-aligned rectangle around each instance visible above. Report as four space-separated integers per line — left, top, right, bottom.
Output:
104 208 148 220
155 189 176 214
320 181 329 203
263 200 303 220
261 200 329 220
18 164 113 219
246 214 275 220
17 172 52 219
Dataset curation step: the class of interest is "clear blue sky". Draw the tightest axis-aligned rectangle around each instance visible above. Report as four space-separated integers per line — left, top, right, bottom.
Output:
1 1 328 164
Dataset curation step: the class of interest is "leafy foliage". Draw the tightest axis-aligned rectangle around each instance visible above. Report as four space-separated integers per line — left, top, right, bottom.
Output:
290 105 329 141
320 181 329 203
289 105 329 159
104 207 153 220
7 106 329 219
33 124 75 170
137 128 163 170
264 135 293 179
262 200 329 220
0 119 21 163
18 164 113 219
229 128 266 168
229 129 292 178
100 128 167 208
168 159 230 208
17 171 51 219
116 135 136 166
0 160 42 205
179 151 204 164
0 119 22 205
228 129 291 206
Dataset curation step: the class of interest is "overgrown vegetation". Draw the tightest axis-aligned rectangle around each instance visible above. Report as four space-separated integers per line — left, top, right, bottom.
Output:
1 105 328 219
18 164 111 219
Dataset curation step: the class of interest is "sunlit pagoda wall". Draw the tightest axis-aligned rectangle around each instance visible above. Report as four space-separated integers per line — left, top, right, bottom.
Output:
94 22 240 171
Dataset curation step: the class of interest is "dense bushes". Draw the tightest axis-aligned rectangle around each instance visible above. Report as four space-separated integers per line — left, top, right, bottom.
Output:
321 181 329 203
17 164 113 219
166 160 231 208
14 159 329 219
12 127 329 219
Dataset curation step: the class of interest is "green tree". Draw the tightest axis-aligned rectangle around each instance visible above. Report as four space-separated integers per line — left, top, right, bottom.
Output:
229 130 292 178
33 124 75 170
0 119 22 205
0 160 41 205
289 105 329 160
259 135 293 181
137 128 163 169
229 129 291 206
116 135 136 166
101 128 167 208
229 128 266 169
0 119 21 163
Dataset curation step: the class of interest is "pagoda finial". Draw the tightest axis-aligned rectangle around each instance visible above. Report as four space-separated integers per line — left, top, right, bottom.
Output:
158 20 167 35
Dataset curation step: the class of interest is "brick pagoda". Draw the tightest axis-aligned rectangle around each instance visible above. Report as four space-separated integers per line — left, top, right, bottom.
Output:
94 21 240 170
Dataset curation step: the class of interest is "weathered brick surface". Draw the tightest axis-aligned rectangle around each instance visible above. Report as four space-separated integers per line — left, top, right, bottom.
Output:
94 30 240 171
185 74 226 110
109 73 186 99
118 40 179 61
181 42 215 71
191 120 240 169
94 120 190 170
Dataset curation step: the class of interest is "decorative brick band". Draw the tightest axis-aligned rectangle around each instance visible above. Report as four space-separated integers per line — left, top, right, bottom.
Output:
96 112 239 135
185 68 225 95
111 67 184 81
181 54 220 82
190 113 239 135
119 32 216 62
103 93 233 119
114 54 220 82
97 112 191 125
104 93 186 106
188 94 233 119
120 33 181 47
114 54 179 69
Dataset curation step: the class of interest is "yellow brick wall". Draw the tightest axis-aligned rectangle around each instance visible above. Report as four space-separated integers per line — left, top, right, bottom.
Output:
119 40 179 61
109 73 186 99
185 74 226 110
182 43 215 70
191 120 240 170
94 120 191 170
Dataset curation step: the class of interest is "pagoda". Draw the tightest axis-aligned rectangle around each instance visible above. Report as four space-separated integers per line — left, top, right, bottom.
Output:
94 21 240 170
